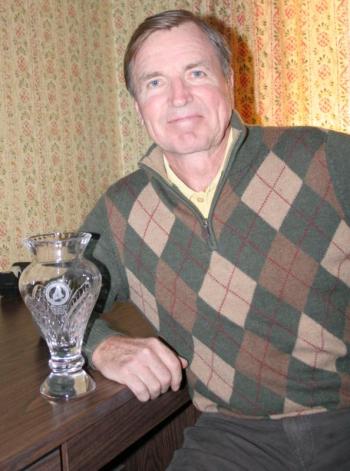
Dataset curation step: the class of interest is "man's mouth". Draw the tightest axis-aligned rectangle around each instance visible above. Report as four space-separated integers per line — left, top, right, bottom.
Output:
168 114 201 124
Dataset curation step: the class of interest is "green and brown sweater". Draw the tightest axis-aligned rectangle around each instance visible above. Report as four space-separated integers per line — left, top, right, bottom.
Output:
83 111 350 419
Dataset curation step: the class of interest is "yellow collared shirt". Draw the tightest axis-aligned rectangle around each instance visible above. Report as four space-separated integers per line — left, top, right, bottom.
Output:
163 129 236 218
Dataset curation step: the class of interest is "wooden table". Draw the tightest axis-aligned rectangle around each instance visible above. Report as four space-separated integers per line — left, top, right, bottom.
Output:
0 297 198 470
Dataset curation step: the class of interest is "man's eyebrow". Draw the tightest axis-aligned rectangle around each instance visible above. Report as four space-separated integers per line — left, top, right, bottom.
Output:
139 71 162 82
185 61 210 70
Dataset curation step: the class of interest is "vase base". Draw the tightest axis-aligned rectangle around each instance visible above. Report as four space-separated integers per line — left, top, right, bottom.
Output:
40 370 96 400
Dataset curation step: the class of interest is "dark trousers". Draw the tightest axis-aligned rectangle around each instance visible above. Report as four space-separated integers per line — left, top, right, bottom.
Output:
167 409 350 470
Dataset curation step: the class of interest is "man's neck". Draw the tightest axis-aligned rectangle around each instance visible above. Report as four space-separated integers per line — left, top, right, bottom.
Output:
164 129 231 192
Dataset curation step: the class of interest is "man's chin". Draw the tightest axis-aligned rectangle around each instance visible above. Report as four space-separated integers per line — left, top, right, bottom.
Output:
162 139 210 157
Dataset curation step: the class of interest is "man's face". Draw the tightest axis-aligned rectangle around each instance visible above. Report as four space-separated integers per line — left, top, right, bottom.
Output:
132 22 233 158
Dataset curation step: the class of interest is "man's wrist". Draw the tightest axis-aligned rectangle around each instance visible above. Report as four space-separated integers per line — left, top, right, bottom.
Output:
91 334 124 369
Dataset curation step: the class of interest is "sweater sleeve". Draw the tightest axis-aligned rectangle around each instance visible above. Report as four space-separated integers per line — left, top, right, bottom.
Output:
80 193 129 366
326 130 350 223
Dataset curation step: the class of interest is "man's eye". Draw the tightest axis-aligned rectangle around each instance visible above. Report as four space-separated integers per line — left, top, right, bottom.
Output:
148 79 160 88
192 70 205 78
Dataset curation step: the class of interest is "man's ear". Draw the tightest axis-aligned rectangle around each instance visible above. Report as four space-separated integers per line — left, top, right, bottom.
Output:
134 100 144 126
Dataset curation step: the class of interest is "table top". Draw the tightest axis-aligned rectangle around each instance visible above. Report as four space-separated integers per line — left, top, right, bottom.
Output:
0 296 189 470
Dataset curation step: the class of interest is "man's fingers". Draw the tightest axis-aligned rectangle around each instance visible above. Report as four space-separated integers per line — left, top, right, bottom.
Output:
134 364 163 399
127 374 151 402
169 355 188 391
179 356 188 368
143 343 189 393
140 338 183 393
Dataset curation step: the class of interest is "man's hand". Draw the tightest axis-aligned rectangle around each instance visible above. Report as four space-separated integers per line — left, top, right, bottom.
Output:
92 336 188 402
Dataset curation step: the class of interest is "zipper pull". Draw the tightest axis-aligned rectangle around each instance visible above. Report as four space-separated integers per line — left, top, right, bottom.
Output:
202 219 217 250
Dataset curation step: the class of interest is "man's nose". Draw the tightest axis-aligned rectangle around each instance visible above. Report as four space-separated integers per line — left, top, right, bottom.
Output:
169 78 192 107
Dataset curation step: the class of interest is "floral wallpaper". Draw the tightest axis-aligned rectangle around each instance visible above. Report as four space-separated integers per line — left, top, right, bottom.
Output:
0 0 122 270
0 0 349 271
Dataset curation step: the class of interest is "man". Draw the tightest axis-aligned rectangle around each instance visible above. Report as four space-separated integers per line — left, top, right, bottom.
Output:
82 9 350 470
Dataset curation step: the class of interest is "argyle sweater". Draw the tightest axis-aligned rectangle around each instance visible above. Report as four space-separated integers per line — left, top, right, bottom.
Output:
83 111 350 419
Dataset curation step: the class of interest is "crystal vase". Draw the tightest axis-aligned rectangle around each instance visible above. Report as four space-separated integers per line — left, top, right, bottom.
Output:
19 232 101 400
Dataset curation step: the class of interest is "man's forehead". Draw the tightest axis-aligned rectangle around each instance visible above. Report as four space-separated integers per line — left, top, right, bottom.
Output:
137 23 211 55
133 24 217 73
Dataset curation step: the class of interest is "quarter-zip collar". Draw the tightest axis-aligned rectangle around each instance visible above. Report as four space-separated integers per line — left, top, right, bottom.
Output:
138 111 248 248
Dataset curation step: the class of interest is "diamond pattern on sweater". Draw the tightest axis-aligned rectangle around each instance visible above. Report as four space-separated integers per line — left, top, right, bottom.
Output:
126 268 160 330
321 221 350 287
199 251 257 328
292 312 347 372
219 202 276 282
259 233 318 312
129 185 175 257
235 329 290 398
191 336 235 403
155 259 197 332
280 185 340 262
213 184 240 239
305 148 344 217
246 286 300 355
161 217 211 292
242 152 303 230
106 196 128 263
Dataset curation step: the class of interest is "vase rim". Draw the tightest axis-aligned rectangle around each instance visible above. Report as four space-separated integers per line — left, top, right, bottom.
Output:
23 232 92 255
25 231 90 243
